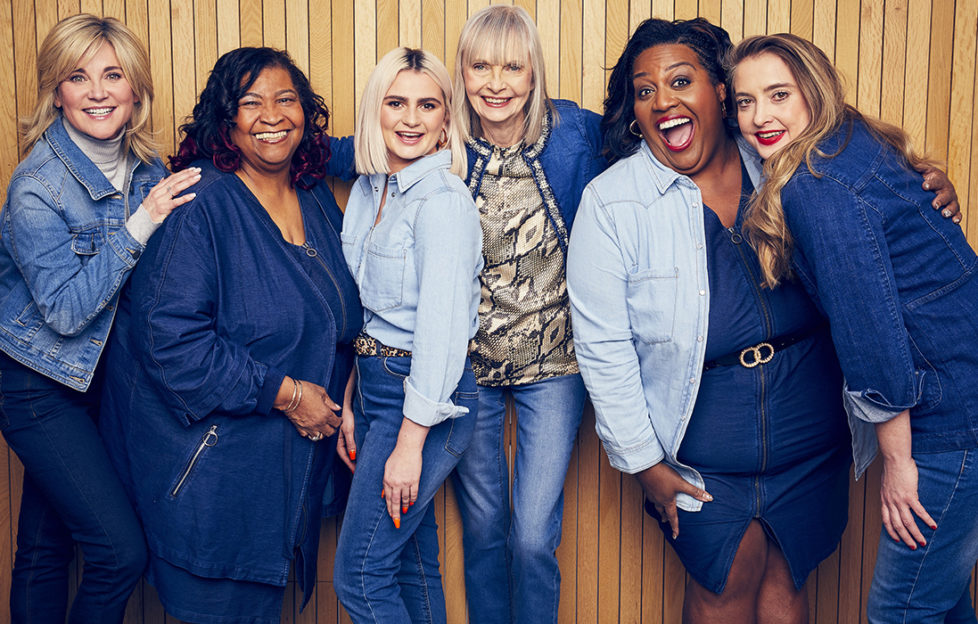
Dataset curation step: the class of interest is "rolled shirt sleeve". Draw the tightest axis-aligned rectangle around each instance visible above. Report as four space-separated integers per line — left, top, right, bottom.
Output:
567 187 666 473
402 190 482 427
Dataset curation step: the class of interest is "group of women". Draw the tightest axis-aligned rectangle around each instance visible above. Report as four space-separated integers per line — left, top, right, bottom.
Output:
0 7 974 624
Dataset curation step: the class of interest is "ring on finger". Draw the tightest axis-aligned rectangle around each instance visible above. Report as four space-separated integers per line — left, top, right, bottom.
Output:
309 432 323 442
167 184 174 196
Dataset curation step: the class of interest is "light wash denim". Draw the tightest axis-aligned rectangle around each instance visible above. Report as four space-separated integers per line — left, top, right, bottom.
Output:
0 116 166 390
784 117 978 458
867 449 978 623
566 137 764 511
341 150 483 427
452 374 587 624
334 355 478 623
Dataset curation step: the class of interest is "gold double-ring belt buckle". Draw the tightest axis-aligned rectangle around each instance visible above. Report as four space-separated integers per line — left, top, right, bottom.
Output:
738 342 775 368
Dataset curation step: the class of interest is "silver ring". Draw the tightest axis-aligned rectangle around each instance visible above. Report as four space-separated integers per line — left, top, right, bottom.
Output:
167 185 174 196
309 433 323 442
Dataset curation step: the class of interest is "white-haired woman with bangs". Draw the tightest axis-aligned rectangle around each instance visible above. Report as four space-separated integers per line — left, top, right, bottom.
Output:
448 6 605 622
332 47 483 624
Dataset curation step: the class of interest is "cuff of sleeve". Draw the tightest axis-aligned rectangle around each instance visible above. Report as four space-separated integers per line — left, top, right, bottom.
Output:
401 377 468 427
843 384 907 424
257 365 285 416
107 220 145 265
125 205 161 246
602 437 666 475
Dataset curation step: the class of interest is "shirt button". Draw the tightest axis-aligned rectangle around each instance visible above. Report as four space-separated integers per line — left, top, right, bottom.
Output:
696 335 703 342
697 243 704 249
689 378 695 384
699 289 706 296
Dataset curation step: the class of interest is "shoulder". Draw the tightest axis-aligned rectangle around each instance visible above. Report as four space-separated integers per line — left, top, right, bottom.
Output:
549 99 601 139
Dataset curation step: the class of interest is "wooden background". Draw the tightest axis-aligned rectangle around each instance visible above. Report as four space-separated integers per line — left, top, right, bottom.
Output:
1 0 976 622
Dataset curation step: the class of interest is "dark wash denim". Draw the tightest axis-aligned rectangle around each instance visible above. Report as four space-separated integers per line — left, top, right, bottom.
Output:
99 163 359 597
0 352 146 623
0 118 166 391
782 117 978 621
334 355 477 623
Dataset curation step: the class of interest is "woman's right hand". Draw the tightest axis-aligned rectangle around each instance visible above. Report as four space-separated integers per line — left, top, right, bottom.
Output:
143 167 202 223
636 461 712 540
276 377 342 440
880 455 936 549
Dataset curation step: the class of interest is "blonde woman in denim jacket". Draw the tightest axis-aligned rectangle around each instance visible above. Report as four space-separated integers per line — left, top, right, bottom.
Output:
732 34 978 623
0 15 198 623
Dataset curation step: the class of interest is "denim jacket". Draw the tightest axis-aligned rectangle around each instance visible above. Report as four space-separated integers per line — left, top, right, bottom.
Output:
342 150 483 427
567 138 763 512
0 118 166 390
100 162 360 589
784 118 978 462
465 99 606 251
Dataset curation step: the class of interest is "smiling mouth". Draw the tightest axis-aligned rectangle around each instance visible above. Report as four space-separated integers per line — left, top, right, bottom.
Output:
755 130 786 146
83 107 115 117
395 131 425 144
254 130 288 142
657 117 693 151
481 96 511 107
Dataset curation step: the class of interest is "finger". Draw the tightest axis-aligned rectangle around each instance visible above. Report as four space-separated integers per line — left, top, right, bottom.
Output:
324 411 342 429
321 425 337 438
880 505 901 543
910 499 937 532
336 436 355 472
323 393 341 411
665 504 680 540
171 192 197 206
678 481 713 503
891 505 918 549
920 170 937 190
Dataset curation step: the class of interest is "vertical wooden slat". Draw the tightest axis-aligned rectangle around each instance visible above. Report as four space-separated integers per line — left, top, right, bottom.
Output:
148 1 175 155
194 0 218 99
11 0 36 165
812 0 836 63
835 0 860 107
856 0 884 116
238 0 262 47
618 475 644 623
171 0 196 155
575 409 600 623
947 0 976 226
420 0 445 62
399 0 422 49
790 0 814 39
538 0 560 96
902 0 931 150
377 0 398 56
285 0 309 76
216 0 240 56
558 0 582 105
556 420 579 623
767 0 790 33
744 0 767 36
641 514 664 624
880 0 908 126
924 0 954 162
262 0 286 50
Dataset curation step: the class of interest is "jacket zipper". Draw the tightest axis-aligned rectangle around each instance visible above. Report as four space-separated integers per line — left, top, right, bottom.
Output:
170 424 218 497
303 243 348 339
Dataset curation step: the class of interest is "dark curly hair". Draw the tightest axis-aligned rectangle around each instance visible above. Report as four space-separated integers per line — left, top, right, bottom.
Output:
169 47 331 189
602 18 733 164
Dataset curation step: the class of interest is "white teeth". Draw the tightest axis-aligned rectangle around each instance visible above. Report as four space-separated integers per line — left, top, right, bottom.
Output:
254 131 287 140
484 97 509 104
657 117 690 130
758 130 783 138
85 107 113 115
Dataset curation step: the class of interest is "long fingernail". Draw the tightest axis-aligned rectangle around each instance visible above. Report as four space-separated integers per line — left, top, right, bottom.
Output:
704 493 713 501
930 524 937 530
381 490 385 498
402 505 408 514
942 208 952 218
349 449 356 461
393 517 400 529
409 500 414 506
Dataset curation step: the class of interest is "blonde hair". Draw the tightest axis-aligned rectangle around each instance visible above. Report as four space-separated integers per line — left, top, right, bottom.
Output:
23 14 156 163
355 47 465 177
731 33 933 287
453 5 556 145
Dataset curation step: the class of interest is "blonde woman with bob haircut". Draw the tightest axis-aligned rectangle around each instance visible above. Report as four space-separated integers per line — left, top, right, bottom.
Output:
0 13 199 623
732 33 978 623
449 6 606 622
334 47 482 624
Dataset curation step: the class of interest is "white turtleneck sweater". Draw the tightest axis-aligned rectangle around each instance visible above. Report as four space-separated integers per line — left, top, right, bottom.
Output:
62 118 159 245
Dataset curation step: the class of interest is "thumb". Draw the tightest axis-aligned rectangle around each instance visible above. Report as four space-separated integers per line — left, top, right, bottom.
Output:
678 479 713 502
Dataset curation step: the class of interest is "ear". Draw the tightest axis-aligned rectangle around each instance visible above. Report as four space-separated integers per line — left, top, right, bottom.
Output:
53 88 63 109
716 82 727 105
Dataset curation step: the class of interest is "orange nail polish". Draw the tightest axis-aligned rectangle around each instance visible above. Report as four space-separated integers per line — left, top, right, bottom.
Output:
409 500 414 507
381 490 385 499
402 506 408 514
393 517 401 529
349 449 356 461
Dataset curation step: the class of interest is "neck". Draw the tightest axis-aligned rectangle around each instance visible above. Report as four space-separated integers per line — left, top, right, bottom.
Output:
689 134 740 190
480 112 526 148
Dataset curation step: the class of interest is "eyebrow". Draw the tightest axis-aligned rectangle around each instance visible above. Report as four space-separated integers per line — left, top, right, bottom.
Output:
240 88 298 99
735 82 796 96
633 60 696 79
383 95 443 105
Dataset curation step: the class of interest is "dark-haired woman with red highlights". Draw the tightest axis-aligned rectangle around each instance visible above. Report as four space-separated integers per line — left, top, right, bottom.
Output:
99 47 361 623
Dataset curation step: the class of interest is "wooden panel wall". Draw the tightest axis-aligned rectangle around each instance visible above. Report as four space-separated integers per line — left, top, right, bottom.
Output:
1 1 976 622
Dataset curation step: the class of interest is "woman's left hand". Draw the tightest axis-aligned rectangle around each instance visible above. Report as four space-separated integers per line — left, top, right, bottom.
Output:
918 166 961 223
880 455 937 549
277 377 342 440
382 419 429 528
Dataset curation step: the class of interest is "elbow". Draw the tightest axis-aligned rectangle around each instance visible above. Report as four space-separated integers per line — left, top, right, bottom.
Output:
42 309 89 337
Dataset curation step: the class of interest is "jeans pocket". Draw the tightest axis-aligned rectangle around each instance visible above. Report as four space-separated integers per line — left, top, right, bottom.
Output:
443 413 475 457
381 355 410 379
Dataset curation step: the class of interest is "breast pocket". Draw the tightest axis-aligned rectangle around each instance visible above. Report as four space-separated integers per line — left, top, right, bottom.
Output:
359 242 406 312
625 267 678 345
70 229 102 256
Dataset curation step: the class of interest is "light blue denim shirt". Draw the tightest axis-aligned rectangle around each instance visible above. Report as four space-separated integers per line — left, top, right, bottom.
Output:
342 150 483 427
567 137 762 512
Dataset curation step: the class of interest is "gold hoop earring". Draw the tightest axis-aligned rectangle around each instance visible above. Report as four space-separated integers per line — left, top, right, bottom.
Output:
629 120 643 137
721 100 728 118
436 127 448 150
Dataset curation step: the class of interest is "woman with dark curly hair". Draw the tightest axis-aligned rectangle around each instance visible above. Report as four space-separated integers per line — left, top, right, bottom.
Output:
99 46 361 623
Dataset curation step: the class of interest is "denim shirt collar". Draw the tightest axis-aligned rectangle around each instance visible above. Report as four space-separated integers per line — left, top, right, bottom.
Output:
637 133 764 196
44 115 136 201
382 149 453 192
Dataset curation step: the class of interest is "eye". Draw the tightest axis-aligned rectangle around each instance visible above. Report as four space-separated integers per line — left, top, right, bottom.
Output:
277 96 297 105
506 63 523 72
67 73 86 83
772 90 790 102
635 86 654 99
385 100 402 109
238 99 260 108
421 101 440 111
736 97 753 109
671 76 690 89
472 63 487 72
105 71 124 81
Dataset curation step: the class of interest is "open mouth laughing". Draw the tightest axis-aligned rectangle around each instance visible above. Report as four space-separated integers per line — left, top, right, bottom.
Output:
657 115 694 152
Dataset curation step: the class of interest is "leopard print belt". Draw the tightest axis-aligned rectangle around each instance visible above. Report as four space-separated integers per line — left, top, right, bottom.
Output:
353 333 412 358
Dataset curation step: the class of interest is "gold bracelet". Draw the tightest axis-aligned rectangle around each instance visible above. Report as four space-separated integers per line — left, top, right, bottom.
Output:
284 379 303 414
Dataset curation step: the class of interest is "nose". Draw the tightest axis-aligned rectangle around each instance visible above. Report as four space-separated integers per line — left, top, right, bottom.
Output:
403 104 420 126
652 88 677 111
259 101 284 125
752 100 771 127
488 66 504 90
88 78 107 100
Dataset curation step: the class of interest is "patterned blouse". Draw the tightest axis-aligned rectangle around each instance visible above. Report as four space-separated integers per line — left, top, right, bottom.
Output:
469 123 578 386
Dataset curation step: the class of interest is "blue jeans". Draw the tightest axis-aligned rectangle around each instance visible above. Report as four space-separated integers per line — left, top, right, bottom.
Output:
452 374 586 624
0 353 147 624
867 448 978 623
334 355 477 623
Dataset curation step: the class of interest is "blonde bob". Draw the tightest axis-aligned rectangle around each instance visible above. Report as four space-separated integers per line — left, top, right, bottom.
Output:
453 5 556 145
22 14 156 163
355 47 466 177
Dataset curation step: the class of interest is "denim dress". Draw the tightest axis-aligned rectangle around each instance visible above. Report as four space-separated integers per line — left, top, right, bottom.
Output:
663 165 851 594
